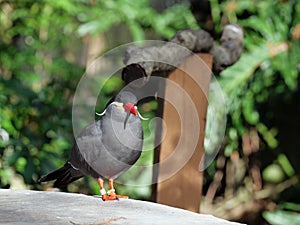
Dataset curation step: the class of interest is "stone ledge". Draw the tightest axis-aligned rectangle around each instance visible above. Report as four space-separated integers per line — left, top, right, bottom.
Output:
0 189 245 225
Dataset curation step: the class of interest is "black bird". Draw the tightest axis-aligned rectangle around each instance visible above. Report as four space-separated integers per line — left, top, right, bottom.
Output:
39 91 143 200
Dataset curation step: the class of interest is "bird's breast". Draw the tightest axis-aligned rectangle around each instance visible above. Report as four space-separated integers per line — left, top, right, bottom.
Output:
101 115 143 153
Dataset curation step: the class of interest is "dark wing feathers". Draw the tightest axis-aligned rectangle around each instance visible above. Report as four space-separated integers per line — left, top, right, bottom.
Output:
38 162 83 188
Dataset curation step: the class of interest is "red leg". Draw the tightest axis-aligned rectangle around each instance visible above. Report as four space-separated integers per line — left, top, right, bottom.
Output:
97 178 121 201
97 178 109 201
107 178 128 199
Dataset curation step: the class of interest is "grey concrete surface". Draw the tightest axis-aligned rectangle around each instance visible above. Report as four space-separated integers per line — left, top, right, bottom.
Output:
0 189 245 225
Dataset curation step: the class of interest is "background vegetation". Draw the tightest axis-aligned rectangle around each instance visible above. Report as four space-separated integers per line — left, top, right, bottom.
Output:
0 0 299 224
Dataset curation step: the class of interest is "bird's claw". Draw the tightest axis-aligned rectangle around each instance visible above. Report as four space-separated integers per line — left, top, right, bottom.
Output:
101 194 119 201
115 195 128 199
101 194 128 201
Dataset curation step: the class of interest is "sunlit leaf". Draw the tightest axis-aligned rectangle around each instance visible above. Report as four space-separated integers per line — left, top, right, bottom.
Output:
263 210 300 225
277 154 295 177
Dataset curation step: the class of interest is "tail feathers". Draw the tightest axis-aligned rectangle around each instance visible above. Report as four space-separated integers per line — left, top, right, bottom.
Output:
38 162 84 188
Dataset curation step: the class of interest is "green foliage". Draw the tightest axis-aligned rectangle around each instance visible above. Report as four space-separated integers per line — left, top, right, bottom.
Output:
0 0 85 188
262 163 285 184
263 202 300 225
213 0 300 156
76 0 199 41
208 1 300 221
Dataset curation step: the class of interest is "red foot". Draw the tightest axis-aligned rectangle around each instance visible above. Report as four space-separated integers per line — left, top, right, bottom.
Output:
101 194 129 201
115 194 129 199
102 194 118 201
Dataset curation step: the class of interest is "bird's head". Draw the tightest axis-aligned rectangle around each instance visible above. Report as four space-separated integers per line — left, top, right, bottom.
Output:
96 91 148 128
112 91 138 129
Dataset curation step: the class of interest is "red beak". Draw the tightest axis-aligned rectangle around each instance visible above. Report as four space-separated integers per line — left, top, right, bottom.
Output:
123 103 137 116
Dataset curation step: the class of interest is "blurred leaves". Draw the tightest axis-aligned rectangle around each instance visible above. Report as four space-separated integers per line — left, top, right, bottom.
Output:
0 0 84 189
77 0 199 40
205 1 300 222
214 0 300 156
263 202 300 225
